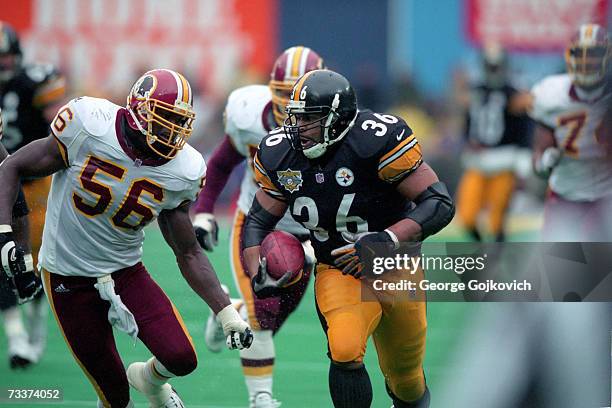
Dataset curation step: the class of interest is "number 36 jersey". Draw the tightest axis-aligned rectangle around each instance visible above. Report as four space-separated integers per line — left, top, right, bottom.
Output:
530 74 612 201
254 110 422 265
40 97 206 277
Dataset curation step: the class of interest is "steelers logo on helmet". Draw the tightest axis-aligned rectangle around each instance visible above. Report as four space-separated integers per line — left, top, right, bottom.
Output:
284 70 358 159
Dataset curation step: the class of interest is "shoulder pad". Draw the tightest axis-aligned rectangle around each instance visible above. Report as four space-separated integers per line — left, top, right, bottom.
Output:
225 85 272 134
175 144 207 182
23 63 60 84
257 129 294 172
530 74 571 126
349 110 414 159
69 97 119 137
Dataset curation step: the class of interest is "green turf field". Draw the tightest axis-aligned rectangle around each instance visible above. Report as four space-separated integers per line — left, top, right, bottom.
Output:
0 218 538 407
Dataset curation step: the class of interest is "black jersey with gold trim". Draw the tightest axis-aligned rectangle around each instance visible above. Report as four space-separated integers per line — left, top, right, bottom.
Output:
465 83 531 147
254 110 422 265
0 63 65 153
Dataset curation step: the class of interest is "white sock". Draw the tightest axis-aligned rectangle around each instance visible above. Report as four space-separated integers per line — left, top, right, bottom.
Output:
143 357 172 387
240 329 275 398
2 307 27 339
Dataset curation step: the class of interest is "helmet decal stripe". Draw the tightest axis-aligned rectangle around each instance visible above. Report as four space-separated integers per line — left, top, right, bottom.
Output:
177 72 190 104
284 47 297 79
298 48 310 77
166 69 184 104
292 70 316 101
291 46 304 78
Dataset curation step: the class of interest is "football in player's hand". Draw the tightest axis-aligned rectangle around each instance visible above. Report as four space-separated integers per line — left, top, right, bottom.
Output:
260 231 305 287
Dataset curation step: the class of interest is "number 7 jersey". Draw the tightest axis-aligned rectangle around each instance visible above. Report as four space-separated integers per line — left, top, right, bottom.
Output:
40 97 206 277
530 74 612 201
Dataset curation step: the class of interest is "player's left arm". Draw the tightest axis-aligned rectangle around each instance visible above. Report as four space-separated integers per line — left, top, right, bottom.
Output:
158 203 253 349
333 123 454 276
158 203 232 313
388 162 454 242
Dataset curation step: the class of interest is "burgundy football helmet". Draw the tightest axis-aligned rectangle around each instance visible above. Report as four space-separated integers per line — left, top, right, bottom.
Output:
269 46 325 125
126 69 196 159
565 23 610 88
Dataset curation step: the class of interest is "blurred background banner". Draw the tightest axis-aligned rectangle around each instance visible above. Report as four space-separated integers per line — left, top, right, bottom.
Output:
466 0 609 50
0 0 277 98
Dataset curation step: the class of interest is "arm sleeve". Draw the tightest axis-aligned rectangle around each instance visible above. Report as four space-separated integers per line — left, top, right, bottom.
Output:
50 99 86 167
192 135 245 213
253 150 286 201
377 125 423 184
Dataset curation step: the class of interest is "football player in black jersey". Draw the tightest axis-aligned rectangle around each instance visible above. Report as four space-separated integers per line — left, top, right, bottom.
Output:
0 22 65 367
456 43 532 242
242 70 454 408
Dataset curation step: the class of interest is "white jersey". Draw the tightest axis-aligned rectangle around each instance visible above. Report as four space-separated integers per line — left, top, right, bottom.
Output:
224 85 308 235
530 74 612 201
40 97 206 277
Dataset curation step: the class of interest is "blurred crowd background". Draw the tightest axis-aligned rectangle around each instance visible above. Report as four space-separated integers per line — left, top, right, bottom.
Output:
1 0 610 219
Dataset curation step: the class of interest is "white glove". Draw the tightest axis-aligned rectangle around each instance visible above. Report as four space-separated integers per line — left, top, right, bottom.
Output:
193 213 219 252
216 304 253 350
535 147 561 176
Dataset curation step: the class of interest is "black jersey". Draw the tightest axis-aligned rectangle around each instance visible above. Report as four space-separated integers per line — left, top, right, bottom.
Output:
0 63 65 153
465 83 531 147
254 110 422 265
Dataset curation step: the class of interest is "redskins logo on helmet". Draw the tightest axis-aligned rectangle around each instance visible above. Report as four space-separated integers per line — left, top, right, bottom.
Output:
269 46 325 125
126 69 195 159
565 23 611 88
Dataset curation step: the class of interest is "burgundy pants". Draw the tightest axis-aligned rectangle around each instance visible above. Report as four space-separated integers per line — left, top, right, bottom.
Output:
42 263 197 408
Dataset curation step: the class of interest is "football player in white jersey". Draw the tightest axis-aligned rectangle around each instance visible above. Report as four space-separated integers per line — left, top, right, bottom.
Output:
0 69 253 408
192 46 323 408
530 23 612 241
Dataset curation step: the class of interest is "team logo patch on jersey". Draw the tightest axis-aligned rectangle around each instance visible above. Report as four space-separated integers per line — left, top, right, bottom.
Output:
315 173 325 184
335 167 354 187
277 169 303 193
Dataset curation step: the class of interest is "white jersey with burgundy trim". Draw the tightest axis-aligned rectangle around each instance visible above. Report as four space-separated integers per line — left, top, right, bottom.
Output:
530 74 612 201
40 96 206 277
224 84 308 235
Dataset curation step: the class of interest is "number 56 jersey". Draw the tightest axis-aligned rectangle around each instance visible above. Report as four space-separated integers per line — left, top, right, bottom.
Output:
254 110 422 265
40 97 206 277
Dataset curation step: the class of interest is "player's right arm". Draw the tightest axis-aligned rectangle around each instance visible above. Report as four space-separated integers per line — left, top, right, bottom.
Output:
529 78 561 177
242 147 290 298
0 134 62 300
0 135 66 225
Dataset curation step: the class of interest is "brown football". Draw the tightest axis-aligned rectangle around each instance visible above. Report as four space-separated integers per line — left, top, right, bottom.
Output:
260 231 305 287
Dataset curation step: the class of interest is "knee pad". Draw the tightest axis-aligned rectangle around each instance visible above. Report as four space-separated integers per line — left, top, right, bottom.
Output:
328 333 364 364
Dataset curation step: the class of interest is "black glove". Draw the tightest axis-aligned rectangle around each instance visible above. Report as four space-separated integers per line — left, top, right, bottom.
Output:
0 228 42 304
331 231 397 278
193 213 219 252
251 257 292 299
